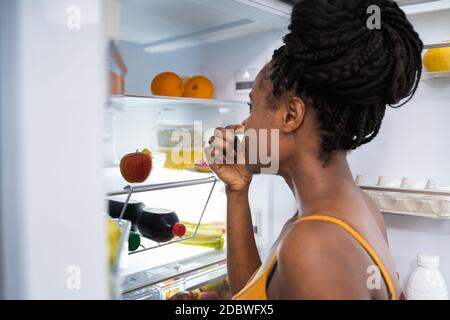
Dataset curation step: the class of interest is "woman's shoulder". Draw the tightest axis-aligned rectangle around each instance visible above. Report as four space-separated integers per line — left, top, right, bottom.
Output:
271 216 375 299
277 215 365 267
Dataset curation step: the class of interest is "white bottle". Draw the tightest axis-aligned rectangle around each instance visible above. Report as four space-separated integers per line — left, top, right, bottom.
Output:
406 254 448 300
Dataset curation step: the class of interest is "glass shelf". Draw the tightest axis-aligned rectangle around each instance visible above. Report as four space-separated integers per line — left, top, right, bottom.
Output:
402 0 450 15
109 94 248 112
422 70 450 80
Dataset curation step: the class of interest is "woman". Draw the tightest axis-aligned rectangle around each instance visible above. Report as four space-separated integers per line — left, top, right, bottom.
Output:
206 0 423 299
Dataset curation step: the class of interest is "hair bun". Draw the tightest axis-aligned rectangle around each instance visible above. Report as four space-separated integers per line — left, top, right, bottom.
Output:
270 0 423 159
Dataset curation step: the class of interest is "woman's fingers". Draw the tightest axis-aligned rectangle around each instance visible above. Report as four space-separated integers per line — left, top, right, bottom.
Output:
204 146 231 170
212 126 243 150
206 125 245 166
204 146 219 170
209 138 236 163
205 141 236 164
225 124 245 134
214 127 236 145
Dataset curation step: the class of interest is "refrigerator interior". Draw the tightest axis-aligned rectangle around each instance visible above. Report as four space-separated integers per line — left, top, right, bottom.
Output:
106 0 450 296
105 0 291 292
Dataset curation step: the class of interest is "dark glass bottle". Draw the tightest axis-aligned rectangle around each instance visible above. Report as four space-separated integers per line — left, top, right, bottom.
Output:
137 208 186 242
107 197 145 231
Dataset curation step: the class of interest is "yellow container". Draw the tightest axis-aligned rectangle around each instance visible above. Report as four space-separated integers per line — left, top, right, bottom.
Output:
159 146 205 170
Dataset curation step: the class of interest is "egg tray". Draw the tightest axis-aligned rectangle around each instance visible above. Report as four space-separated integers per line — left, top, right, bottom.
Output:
356 177 450 219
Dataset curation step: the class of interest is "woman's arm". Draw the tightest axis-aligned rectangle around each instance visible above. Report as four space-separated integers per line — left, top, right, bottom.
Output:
205 125 261 295
226 187 262 294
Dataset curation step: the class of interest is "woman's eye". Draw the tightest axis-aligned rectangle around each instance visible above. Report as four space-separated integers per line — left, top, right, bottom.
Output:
247 102 253 112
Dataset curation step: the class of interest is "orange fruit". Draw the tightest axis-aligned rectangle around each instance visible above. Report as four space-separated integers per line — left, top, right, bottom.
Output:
183 76 214 99
423 40 450 72
151 72 184 97
110 71 125 95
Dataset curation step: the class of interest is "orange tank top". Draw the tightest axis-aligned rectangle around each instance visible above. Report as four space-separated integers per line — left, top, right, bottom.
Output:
231 214 397 300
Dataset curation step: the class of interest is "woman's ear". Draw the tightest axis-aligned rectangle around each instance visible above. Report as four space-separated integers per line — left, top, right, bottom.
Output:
281 96 306 133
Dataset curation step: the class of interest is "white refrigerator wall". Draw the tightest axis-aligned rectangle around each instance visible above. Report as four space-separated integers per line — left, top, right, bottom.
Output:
115 9 450 289
111 29 284 159
348 9 450 288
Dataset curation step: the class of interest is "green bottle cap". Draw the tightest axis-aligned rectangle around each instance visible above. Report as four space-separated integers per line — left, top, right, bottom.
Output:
128 231 141 251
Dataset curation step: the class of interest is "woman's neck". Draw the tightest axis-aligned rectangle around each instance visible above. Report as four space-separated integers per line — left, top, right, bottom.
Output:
280 150 356 215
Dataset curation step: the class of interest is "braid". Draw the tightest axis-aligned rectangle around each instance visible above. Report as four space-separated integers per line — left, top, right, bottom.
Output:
269 0 423 162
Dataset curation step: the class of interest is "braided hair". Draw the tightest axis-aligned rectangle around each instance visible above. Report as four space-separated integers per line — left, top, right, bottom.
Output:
270 0 423 163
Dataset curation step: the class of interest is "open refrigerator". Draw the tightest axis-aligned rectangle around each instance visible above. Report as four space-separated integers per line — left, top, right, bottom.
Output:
1 0 450 299
106 0 450 299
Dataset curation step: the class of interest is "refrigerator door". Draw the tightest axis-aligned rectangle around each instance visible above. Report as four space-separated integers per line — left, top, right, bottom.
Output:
0 0 109 299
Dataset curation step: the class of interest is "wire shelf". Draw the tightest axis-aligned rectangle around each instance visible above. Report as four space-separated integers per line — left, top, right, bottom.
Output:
106 176 219 255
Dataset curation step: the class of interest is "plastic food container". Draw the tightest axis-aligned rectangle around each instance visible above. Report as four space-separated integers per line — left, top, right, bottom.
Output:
151 151 167 170
156 124 203 148
155 121 206 170
159 146 205 170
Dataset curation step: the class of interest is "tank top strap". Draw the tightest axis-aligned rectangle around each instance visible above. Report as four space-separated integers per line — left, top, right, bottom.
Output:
243 253 277 287
295 214 397 300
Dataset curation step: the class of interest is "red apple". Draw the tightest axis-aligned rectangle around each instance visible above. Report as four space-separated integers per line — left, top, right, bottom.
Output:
120 150 152 183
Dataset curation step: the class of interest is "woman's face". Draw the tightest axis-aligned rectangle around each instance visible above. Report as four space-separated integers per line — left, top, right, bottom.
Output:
240 64 318 175
241 67 291 174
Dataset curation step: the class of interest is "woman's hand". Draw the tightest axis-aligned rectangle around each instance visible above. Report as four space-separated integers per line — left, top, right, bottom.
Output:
205 125 252 193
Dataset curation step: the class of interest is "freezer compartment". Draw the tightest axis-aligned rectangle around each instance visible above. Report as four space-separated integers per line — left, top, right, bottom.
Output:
121 249 228 300
119 0 289 53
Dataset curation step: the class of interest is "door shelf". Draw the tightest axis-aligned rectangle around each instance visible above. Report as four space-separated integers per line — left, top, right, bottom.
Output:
381 209 450 220
109 94 248 113
358 183 450 220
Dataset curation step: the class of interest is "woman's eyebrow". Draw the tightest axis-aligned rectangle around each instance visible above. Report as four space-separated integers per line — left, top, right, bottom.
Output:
249 92 253 100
